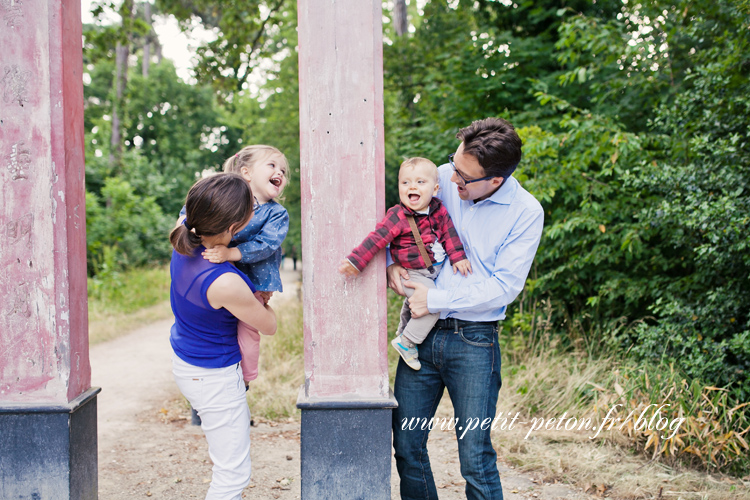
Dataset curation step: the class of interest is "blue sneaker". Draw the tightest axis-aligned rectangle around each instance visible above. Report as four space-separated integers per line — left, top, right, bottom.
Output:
391 336 421 370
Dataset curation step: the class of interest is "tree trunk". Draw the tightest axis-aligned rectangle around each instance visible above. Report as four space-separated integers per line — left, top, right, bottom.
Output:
110 42 128 168
142 1 151 77
393 0 407 37
110 0 134 170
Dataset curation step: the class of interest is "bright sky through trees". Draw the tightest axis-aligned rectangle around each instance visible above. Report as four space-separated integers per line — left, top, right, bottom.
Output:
81 0 214 82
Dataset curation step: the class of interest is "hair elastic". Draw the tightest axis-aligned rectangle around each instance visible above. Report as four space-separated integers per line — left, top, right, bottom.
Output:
183 220 193 231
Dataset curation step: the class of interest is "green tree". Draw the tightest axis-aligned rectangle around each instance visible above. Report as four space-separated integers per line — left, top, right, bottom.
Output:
83 4 237 274
529 0 750 398
624 1 750 399
155 0 292 96
86 177 173 274
155 0 302 254
83 50 234 215
382 0 621 205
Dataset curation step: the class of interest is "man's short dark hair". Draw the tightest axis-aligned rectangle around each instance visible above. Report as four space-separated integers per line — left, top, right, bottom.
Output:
457 117 522 178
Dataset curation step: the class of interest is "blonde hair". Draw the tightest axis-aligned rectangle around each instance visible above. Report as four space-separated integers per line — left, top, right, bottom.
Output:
223 145 289 177
399 157 438 182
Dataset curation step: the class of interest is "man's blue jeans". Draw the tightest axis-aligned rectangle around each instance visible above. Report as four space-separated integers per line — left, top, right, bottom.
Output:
392 320 503 500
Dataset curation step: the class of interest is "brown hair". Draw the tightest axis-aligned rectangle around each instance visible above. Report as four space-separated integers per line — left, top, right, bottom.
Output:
399 157 438 182
457 117 522 178
169 173 254 256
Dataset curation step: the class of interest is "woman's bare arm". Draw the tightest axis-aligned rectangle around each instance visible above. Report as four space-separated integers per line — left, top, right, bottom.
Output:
207 273 277 334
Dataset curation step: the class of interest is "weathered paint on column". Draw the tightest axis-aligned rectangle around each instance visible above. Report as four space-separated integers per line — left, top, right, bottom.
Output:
297 0 389 399
0 0 89 404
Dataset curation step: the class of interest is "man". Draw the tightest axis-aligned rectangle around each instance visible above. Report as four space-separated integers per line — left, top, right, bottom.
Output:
389 117 544 500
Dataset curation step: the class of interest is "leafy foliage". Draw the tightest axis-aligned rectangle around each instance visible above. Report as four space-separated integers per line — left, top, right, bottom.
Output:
83 8 239 275
379 0 750 440
155 0 292 95
200 4 302 255
85 178 173 274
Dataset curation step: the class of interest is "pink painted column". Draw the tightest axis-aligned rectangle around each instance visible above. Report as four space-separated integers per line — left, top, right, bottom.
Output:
0 1 99 497
296 0 395 497
1 0 89 405
298 0 389 401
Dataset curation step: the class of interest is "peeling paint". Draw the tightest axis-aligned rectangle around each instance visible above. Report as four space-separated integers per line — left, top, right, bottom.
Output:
0 0 89 404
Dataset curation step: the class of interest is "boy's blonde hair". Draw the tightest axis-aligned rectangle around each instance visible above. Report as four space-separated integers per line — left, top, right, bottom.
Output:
223 145 289 178
399 157 438 182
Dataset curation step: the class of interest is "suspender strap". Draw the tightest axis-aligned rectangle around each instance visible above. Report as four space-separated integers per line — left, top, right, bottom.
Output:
405 214 434 273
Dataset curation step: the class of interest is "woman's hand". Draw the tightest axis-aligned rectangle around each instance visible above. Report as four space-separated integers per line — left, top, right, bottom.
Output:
207 273 277 335
257 291 274 305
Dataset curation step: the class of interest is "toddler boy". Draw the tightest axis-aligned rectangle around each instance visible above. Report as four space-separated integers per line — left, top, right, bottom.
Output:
339 157 471 369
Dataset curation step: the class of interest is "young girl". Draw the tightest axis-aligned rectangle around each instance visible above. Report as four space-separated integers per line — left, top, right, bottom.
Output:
170 173 276 498
200 145 290 385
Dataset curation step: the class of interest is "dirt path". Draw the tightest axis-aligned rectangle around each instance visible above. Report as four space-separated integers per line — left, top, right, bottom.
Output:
91 260 593 499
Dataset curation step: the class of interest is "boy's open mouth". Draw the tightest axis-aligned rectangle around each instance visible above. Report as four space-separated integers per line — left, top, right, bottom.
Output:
270 178 282 187
408 194 420 202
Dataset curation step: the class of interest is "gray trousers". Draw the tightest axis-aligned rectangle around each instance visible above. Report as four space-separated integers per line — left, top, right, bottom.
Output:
396 263 443 345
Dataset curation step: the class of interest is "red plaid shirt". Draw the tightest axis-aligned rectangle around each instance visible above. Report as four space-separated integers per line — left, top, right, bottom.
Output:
347 198 467 271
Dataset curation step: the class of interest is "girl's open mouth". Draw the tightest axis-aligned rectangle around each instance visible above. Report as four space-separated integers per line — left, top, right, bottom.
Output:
270 178 282 187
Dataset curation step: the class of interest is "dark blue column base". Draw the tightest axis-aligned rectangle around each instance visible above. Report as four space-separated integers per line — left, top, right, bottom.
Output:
297 387 398 500
0 387 101 500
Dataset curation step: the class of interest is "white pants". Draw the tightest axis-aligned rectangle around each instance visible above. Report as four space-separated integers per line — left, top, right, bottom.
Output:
172 355 252 500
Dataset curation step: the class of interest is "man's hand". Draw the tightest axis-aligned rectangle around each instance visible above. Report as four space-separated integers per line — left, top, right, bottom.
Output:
452 258 473 277
403 280 430 318
202 245 239 264
338 259 360 277
387 264 410 296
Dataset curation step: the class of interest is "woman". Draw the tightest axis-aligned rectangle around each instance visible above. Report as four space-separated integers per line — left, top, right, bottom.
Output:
169 173 276 499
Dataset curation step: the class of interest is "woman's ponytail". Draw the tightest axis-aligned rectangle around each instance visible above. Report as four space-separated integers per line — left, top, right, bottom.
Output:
169 173 253 256
170 222 203 256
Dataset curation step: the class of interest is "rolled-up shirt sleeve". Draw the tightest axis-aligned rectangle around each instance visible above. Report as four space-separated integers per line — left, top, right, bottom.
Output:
427 198 544 317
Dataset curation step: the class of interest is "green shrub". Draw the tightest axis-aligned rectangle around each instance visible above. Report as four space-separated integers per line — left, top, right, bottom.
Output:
86 177 172 276
88 265 170 314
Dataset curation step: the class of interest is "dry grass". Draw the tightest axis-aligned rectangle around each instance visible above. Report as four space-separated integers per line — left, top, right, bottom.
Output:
246 289 403 419
246 296 305 420
88 265 171 345
493 332 750 499
493 425 750 500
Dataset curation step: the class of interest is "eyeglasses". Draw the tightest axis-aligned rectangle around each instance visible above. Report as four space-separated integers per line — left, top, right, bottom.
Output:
448 154 497 186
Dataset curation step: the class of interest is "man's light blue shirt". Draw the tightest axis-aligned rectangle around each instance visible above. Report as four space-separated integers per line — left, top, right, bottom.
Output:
427 164 544 321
